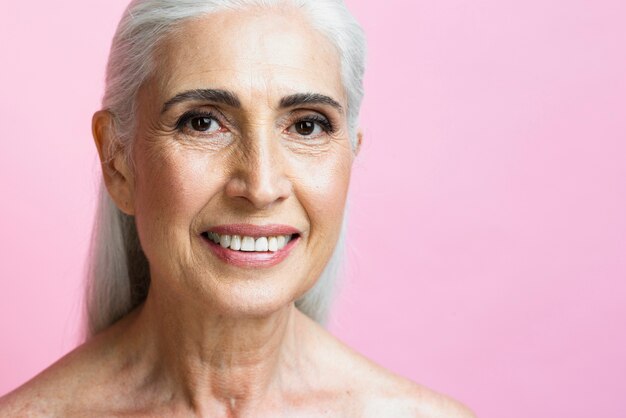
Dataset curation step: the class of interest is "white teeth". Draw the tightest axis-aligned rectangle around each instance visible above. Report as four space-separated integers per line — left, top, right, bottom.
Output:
219 234 231 248
230 235 241 251
207 232 295 252
268 236 278 252
241 236 256 251
255 237 269 251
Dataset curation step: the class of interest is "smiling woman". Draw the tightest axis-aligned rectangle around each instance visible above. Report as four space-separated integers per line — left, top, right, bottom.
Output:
0 0 474 416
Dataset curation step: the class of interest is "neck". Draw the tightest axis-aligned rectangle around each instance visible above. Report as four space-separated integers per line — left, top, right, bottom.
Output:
128 283 308 415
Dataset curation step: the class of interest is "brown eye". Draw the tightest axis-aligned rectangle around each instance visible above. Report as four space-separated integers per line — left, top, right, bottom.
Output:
295 121 315 135
190 116 218 132
289 120 324 136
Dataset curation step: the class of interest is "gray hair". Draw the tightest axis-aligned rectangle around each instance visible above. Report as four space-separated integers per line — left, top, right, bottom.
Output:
85 0 366 337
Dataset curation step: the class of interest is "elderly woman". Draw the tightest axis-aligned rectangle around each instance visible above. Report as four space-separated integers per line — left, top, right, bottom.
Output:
1 0 474 416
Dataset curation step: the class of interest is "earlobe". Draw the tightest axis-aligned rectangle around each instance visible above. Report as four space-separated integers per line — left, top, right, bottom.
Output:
355 129 364 156
92 110 135 215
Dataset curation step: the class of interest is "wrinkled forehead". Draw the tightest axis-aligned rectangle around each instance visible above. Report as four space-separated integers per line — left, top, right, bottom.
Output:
148 7 345 108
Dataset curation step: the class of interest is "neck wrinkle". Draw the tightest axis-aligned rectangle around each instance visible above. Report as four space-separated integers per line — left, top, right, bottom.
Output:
134 286 303 415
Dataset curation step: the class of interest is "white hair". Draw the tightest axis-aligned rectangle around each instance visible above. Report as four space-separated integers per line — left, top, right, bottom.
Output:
85 0 366 337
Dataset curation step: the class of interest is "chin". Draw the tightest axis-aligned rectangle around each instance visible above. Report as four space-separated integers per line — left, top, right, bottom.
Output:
193 273 309 319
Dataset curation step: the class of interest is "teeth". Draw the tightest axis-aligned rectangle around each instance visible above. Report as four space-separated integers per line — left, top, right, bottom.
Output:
241 236 255 251
230 235 241 251
207 233 294 252
268 237 278 252
219 234 231 248
255 237 269 251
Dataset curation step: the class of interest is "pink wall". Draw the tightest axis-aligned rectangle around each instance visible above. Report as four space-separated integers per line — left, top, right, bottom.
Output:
1 1 625 416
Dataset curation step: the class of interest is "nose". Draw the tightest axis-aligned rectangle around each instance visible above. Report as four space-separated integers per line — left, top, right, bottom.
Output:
224 130 292 210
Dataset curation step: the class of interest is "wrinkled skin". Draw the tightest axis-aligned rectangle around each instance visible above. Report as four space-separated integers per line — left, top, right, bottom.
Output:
0 6 475 418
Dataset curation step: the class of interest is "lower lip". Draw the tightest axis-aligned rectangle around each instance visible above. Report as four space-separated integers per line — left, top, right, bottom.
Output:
201 235 300 268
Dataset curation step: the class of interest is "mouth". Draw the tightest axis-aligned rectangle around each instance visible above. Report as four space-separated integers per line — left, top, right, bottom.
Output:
201 232 297 252
200 224 301 268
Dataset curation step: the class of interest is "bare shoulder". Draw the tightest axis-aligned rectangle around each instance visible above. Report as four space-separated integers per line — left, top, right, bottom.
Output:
361 376 476 418
310 323 476 418
0 326 130 418
354 360 476 418
0 385 48 417
0 345 92 417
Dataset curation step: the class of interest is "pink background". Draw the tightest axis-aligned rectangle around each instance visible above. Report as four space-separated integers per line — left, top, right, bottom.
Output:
1 1 625 416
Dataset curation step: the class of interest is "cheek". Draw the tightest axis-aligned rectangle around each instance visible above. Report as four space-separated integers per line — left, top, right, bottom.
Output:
294 148 352 235
288 149 352 296
131 148 223 264
135 156 212 223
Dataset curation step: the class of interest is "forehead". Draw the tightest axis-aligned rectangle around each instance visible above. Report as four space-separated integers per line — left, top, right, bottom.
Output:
152 7 345 105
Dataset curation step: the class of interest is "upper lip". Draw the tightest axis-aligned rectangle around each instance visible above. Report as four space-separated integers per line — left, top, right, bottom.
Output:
205 223 300 238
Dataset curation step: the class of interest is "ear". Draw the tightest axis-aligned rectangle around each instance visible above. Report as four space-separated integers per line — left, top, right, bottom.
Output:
92 110 135 215
355 128 364 156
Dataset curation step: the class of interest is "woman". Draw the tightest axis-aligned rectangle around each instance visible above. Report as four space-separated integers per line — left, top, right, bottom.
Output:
1 0 474 416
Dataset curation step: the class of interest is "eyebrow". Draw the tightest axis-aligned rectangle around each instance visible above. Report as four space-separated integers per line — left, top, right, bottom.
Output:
161 89 241 113
161 89 343 114
279 93 344 113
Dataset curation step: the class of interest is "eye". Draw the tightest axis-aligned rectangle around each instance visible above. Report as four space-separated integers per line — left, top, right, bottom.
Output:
175 111 228 137
292 121 319 136
189 116 221 133
286 116 333 138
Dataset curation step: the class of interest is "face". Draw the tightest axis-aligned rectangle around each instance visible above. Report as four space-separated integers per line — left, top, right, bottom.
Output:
112 8 354 317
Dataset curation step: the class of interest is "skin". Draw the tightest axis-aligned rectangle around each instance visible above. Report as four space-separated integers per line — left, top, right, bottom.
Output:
0 7 476 418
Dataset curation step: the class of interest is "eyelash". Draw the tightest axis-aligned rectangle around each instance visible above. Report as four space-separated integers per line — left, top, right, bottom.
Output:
174 110 335 135
175 110 222 132
294 114 335 134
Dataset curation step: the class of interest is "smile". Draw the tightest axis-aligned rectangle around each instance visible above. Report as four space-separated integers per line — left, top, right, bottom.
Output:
200 224 301 268
205 232 293 252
